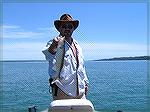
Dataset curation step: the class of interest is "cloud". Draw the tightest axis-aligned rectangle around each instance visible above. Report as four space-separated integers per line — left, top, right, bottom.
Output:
2 25 20 29
80 42 147 60
37 27 56 32
4 31 45 38
2 24 58 60
3 42 45 60
2 25 57 39
80 42 147 51
3 42 43 50
3 41 148 60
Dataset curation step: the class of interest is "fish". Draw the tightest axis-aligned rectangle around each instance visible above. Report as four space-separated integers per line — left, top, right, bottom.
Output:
52 36 65 84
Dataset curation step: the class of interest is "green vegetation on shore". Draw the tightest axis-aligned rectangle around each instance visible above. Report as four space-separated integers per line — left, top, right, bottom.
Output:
93 56 150 61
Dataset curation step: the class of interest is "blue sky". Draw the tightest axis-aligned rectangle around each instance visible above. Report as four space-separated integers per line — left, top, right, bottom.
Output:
2 3 148 60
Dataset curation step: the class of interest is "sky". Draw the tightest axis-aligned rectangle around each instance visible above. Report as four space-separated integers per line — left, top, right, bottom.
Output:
2 2 148 60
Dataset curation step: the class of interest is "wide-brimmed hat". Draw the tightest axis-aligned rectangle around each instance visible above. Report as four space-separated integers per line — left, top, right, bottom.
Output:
54 14 79 32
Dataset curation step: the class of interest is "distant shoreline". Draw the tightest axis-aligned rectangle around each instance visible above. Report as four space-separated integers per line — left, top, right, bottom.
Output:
1 56 150 62
93 56 150 61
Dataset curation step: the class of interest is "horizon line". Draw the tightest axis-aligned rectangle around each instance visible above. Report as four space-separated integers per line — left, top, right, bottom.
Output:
1 55 149 62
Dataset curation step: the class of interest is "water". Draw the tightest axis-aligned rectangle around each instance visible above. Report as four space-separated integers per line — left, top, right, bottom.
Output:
1 60 149 112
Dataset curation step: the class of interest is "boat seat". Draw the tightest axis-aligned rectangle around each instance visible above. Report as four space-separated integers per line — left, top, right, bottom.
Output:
49 99 94 112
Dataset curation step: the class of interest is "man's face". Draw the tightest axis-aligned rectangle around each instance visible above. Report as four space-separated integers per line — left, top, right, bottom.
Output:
59 23 74 37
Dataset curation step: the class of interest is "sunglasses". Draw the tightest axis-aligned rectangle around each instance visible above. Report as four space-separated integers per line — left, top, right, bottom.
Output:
60 23 74 29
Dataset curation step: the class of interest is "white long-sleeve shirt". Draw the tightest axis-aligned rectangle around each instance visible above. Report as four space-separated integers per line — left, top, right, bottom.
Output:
42 39 89 97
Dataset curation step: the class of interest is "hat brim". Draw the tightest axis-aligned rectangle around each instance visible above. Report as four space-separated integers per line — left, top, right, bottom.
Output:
54 20 79 32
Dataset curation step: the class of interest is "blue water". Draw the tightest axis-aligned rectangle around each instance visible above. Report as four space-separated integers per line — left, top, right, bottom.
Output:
1 60 149 112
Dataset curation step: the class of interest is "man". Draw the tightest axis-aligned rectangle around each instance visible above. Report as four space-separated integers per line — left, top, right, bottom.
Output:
42 14 89 100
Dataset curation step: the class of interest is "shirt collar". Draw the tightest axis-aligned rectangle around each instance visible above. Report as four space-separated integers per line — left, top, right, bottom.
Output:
64 38 79 46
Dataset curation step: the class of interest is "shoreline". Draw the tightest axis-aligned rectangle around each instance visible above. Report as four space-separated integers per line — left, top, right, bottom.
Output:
92 56 150 61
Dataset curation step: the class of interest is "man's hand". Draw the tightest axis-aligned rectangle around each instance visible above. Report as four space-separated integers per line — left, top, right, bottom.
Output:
53 37 60 44
48 36 60 54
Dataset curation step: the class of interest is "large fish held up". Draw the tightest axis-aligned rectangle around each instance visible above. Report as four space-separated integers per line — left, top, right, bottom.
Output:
52 36 65 83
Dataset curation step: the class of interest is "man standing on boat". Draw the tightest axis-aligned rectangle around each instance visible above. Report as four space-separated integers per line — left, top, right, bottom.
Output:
42 14 89 100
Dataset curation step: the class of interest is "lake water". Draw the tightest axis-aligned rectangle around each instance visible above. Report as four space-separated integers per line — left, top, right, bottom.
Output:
1 60 149 112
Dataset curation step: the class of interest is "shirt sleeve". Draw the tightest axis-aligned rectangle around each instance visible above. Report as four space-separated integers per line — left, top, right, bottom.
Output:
42 40 55 61
82 60 89 85
77 44 89 85
42 49 55 61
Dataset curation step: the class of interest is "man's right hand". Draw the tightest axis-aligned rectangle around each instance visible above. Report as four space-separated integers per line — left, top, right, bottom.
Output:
53 37 60 44
48 36 60 54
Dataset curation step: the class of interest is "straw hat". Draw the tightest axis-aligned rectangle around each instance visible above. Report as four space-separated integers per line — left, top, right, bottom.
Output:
54 14 79 32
